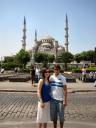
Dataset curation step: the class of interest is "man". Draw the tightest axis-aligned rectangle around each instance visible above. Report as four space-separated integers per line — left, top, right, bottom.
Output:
30 65 35 86
49 64 67 128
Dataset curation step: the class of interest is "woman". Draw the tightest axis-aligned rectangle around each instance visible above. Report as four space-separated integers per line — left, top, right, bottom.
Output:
36 67 51 128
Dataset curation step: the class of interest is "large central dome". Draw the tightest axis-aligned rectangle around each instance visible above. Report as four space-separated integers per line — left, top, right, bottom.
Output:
39 35 55 41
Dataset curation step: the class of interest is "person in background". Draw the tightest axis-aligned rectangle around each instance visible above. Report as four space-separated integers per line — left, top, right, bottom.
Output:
94 80 96 87
36 67 51 128
14 67 17 74
89 71 94 82
35 66 40 83
30 65 35 86
81 66 87 82
0 68 4 74
49 64 67 128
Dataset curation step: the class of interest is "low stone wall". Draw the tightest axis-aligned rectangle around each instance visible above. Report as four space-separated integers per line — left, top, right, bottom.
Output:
66 78 76 83
63 73 76 83
72 73 96 83
0 74 16 81
0 73 81 83
0 76 8 81
9 74 31 82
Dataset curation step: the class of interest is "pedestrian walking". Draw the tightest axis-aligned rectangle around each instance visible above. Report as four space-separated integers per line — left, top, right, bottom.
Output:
30 65 35 86
81 66 87 82
36 67 51 128
35 66 40 83
49 64 67 128
94 80 96 87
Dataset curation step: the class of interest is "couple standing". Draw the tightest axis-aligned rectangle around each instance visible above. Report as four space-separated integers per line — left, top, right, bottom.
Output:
36 64 67 128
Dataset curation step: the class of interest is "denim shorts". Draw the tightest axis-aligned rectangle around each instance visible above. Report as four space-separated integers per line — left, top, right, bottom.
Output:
50 99 65 122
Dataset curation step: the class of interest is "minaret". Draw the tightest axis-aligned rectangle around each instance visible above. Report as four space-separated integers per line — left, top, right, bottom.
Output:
30 30 37 63
34 30 37 44
22 16 26 50
65 14 69 52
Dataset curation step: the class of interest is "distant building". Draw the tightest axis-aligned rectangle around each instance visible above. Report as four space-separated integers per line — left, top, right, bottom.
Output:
21 14 69 63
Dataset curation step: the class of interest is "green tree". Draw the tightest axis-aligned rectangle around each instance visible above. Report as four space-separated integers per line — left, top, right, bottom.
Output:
48 54 55 63
15 49 30 68
4 56 15 63
61 52 74 70
82 50 95 63
34 52 48 63
74 53 83 63
75 50 96 63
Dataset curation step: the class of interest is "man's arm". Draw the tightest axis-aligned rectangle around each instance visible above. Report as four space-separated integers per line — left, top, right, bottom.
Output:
63 85 67 107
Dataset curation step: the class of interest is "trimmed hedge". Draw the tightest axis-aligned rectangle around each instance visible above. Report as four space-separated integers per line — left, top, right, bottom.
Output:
72 67 96 73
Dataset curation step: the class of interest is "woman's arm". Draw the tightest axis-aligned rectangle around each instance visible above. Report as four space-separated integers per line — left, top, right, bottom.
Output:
37 79 43 102
37 79 45 108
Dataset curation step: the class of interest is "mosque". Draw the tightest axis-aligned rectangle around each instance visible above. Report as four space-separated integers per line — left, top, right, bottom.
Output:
21 15 69 63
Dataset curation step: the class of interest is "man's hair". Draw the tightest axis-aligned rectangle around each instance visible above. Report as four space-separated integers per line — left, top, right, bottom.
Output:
54 64 60 70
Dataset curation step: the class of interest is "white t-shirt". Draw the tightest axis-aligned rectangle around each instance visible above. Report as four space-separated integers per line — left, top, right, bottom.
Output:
49 73 67 101
35 68 40 76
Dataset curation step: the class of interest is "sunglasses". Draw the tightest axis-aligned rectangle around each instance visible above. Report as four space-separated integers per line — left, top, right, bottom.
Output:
45 71 50 73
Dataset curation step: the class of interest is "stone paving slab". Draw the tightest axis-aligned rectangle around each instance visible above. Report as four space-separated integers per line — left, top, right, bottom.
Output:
0 81 36 92
0 121 96 128
0 92 96 122
68 82 96 93
0 81 96 128
0 81 96 93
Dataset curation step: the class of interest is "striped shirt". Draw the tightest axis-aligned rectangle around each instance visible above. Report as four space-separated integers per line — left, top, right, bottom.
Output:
49 73 67 101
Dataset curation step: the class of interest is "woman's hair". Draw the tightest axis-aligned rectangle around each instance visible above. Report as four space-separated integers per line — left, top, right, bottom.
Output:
41 67 50 81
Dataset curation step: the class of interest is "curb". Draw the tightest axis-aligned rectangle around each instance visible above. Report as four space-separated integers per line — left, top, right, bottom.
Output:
0 89 96 93
0 120 96 127
71 89 96 93
0 90 37 93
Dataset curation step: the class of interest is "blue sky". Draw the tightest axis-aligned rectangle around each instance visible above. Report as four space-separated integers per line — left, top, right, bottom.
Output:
0 0 96 59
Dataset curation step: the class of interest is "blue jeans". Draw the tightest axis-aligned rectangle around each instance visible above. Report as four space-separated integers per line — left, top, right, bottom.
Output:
50 99 65 123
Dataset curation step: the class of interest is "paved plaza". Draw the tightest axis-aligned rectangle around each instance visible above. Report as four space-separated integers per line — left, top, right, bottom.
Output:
0 81 96 128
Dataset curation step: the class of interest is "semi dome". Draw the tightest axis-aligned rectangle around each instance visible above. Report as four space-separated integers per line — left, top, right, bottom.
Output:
41 43 51 47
